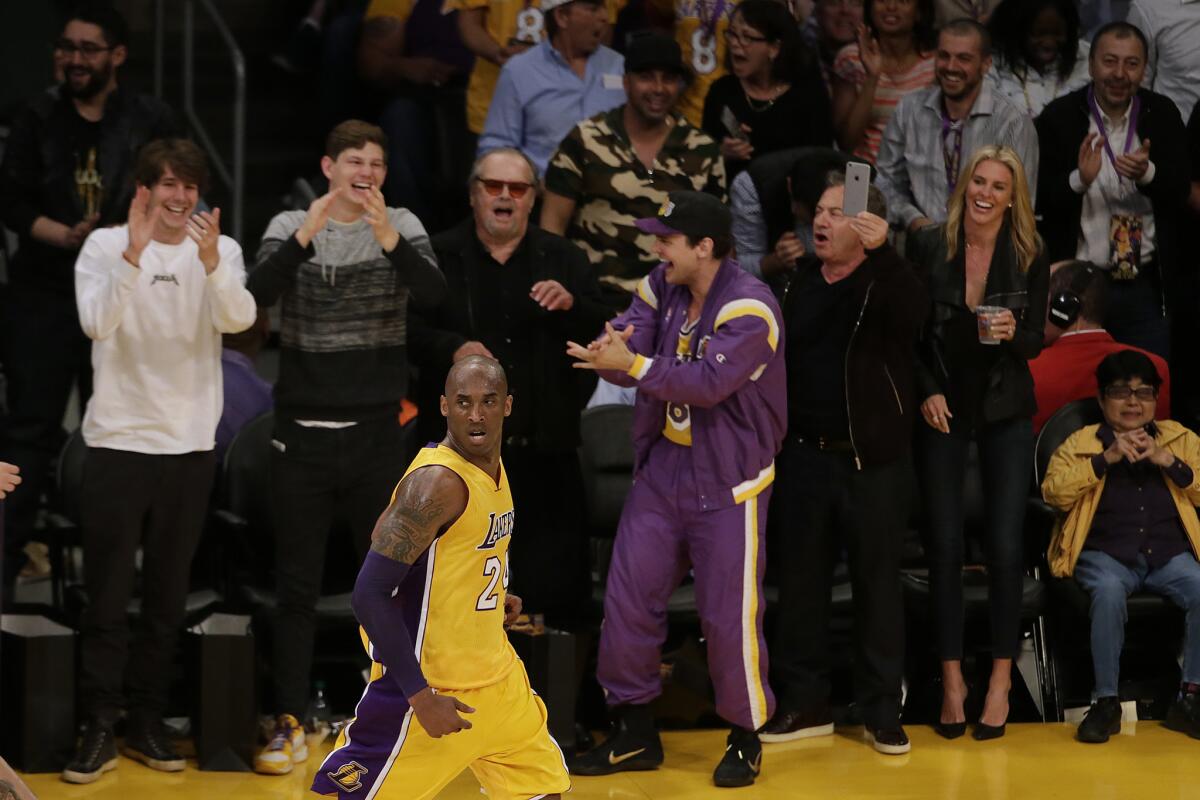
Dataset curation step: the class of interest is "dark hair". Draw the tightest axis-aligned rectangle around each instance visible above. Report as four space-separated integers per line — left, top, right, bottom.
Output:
730 0 813 82
823 169 888 218
64 1 129 48
133 138 210 193
325 119 389 162
940 17 992 58
987 0 1080 80
1095 349 1162 392
1048 260 1107 323
1090 21 1148 61
864 0 936 53
685 234 734 259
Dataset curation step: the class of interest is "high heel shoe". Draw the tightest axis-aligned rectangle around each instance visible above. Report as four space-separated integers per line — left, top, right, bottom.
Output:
972 722 1006 740
933 721 967 739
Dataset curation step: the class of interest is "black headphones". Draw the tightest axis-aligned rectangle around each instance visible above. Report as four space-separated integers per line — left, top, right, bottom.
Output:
1048 263 1099 329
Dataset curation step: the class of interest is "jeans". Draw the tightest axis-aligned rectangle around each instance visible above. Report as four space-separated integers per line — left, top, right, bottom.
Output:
269 415 409 717
917 417 1034 660
769 440 909 727
1106 269 1170 360
1073 549 1200 697
79 448 216 722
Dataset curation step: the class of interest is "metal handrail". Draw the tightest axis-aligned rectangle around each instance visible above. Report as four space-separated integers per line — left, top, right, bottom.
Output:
173 0 246 242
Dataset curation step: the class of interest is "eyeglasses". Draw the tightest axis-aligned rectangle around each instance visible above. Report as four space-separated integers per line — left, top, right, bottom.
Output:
1103 385 1158 401
53 39 114 58
724 29 770 45
475 178 533 199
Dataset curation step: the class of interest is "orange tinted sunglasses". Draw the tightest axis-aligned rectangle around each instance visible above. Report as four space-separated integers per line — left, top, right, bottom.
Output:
476 178 533 199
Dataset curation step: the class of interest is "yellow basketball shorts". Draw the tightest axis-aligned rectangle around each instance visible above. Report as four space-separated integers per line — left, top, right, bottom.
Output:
313 659 570 799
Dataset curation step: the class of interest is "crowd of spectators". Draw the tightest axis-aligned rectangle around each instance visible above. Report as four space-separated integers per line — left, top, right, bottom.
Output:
2 0 1200 787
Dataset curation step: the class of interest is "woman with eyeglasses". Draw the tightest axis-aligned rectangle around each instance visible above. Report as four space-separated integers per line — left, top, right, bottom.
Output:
830 0 935 163
908 145 1049 741
700 0 832 180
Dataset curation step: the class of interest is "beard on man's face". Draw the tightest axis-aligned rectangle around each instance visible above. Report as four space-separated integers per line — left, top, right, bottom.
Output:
62 61 112 100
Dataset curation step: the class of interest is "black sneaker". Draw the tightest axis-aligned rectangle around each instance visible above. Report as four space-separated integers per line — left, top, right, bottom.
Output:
759 703 834 743
713 726 762 788
1164 692 1200 739
1077 696 1122 743
569 706 663 776
61 720 118 784
122 715 186 772
865 724 911 754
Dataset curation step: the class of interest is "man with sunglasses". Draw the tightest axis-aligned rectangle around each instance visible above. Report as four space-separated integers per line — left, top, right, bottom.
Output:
409 147 609 631
0 2 177 596
1043 349 1200 744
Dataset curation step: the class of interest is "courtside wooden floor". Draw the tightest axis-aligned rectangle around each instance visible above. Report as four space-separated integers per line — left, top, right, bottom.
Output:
22 723 1200 799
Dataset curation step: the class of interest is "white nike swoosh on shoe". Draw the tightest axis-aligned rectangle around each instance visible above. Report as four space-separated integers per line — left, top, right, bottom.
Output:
749 753 762 774
608 747 647 765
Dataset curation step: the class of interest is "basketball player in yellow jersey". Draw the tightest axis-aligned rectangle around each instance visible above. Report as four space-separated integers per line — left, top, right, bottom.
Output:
312 356 570 800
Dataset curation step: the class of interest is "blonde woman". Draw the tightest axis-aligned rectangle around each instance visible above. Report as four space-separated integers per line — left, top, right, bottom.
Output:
908 145 1049 741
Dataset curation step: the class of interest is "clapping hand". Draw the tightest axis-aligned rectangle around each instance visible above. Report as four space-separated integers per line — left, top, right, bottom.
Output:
187 208 222 274
362 186 400 252
567 322 637 372
123 185 161 268
1114 138 1151 183
1078 133 1103 187
295 188 343 247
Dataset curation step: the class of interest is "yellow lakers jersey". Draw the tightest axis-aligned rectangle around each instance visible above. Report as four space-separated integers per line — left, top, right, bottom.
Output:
369 443 518 691
663 318 700 446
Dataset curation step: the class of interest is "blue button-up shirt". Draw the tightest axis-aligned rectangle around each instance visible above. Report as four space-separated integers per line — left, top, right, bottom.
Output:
478 39 625 175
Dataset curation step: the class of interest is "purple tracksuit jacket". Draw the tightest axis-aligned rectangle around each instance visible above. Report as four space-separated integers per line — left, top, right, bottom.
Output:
599 257 787 507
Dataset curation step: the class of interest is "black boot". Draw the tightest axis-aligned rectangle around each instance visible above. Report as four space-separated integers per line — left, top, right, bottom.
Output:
1077 696 1122 743
569 704 663 776
1164 691 1200 739
122 713 186 771
712 726 762 788
61 720 118 784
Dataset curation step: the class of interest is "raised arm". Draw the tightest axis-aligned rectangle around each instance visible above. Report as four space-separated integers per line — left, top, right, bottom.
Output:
351 465 474 737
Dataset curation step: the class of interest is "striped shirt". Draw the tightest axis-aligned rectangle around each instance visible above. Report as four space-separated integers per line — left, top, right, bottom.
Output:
831 43 935 164
875 82 1039 229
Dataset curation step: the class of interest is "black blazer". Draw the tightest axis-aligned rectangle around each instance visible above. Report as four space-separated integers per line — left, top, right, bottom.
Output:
783 243 930 468
408 220 612 452
1035 86 1190 312
908 224 1049 424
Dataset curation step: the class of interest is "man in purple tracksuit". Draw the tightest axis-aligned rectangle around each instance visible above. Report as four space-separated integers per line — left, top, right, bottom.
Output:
566 191 786 788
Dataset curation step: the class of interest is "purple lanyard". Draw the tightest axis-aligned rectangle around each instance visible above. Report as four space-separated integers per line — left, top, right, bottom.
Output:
941 111 964 192
699 0 728 40
1087 86 1140 167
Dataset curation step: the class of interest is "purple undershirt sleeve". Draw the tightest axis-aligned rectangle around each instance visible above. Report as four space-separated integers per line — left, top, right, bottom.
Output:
351 550 430 699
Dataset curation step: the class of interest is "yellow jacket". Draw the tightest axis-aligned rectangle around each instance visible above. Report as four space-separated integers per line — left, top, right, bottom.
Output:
1042 420 1200 577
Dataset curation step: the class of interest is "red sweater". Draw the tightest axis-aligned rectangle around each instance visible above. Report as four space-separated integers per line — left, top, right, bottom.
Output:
1029 330 1171 433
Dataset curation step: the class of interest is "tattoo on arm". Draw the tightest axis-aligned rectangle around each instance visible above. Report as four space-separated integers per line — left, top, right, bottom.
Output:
369 468 463 564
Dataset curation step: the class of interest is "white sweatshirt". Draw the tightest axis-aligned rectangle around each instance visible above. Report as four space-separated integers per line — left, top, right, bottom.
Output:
75 225 258 454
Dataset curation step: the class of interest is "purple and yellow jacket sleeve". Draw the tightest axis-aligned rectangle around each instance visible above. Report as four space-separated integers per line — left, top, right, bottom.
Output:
628 298 779 409
596 273 664 388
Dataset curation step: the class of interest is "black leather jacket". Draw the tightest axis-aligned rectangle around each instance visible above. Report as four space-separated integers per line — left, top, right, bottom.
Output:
908 223 1049 425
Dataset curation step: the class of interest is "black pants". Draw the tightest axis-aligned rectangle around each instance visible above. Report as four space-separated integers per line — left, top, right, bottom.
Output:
769 440 909 728
269 415 408 718
916 417 1033 661
502 444 590 631
1106 267 1170 360
79 447 216 723
0 288 92 585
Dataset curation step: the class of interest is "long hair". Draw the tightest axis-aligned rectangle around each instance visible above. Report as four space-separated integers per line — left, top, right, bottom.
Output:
944 145 1041 274
864 0 936 53
987 0 1081 81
